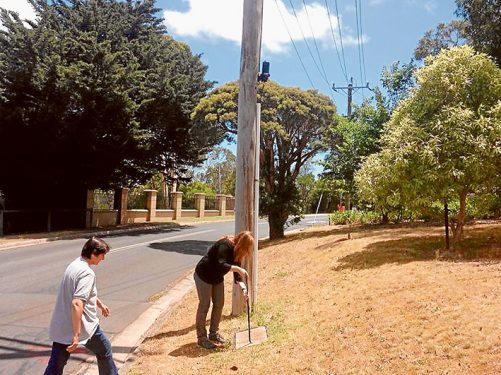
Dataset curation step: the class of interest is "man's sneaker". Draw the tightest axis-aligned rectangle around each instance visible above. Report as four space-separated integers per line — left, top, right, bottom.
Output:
209 333 227 344
198 339 217 349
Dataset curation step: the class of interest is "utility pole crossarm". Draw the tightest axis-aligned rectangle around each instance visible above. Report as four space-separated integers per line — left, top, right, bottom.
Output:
332 77 371 118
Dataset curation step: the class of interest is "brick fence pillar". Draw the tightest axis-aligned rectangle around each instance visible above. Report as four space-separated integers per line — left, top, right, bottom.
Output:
145 190 157 222
115 188 129 225
216 194 226 217
194 193 205 218
171 191 183 220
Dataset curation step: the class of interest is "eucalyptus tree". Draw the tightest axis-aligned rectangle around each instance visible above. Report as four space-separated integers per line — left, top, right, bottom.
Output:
196 147 236 195
415 0 501 66
0 0 212 209
455 0 501 66
192 81 336 239
414 20 467 61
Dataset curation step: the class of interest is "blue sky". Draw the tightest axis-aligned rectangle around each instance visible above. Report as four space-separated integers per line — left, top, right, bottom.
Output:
155 0 458 115
1 0 458 115
0 0 459 174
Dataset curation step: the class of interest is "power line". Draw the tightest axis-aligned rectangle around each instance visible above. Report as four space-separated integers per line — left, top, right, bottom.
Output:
301 0 331 88
357 0 367 85
324 0 348 82
333 0 348 84
274 0 316 89
354 0 364 93
287 0 331 91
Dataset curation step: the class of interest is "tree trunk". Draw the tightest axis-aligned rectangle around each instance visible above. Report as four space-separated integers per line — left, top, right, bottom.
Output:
268 211 286 240
345 193 351 211
444 201 449 250
382 211 389 224
451 191 467 248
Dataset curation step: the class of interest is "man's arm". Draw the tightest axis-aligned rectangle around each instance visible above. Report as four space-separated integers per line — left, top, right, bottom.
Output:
96 297 110 317
67 298 84 353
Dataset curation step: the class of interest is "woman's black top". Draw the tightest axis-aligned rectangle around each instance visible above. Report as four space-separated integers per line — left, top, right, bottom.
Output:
195 238 243 285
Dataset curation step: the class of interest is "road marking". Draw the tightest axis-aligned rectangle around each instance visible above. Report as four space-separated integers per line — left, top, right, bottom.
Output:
109 229 216 254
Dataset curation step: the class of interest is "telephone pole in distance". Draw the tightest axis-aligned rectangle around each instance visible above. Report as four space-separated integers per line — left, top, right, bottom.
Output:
332 77 371 118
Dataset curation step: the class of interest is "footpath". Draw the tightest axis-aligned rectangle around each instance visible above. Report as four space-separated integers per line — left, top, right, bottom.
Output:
0 219 230 375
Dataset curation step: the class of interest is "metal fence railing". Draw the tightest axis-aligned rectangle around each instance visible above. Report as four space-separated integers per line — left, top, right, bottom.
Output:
183 194 196 209
226 197 235 210
156 193 170 209
205 196 217 210
127 191 147 209
94 190 115 210
0 209 89 236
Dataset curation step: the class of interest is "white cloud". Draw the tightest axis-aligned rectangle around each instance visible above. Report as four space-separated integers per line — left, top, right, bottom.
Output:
0 0 35 20
404 0 437 14
345 5 356 13
423 1 437 14
368 0 386 5
163 0 367 54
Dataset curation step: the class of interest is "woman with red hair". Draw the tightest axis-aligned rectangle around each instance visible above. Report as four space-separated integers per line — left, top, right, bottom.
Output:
194 231 254 349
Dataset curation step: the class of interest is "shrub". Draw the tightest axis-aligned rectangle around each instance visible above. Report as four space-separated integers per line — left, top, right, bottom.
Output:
329 211 380 225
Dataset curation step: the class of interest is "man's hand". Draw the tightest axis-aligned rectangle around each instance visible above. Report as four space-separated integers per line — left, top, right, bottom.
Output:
96 298 110 317
66 334 79 353
100 303 110 317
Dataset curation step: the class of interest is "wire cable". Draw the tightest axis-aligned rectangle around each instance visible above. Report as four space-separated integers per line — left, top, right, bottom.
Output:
324 0 348 82
354 0 364 90
302 0 331 87
287 0 331 91
333 0 348 84
357 0 367 85
274 0 316 89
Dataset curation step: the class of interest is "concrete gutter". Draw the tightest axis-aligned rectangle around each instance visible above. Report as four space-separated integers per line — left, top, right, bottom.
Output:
75 273 195 375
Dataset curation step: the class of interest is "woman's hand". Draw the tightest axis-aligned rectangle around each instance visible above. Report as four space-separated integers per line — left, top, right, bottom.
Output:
231 265 248 279
237 266 248 279
238 281 249 301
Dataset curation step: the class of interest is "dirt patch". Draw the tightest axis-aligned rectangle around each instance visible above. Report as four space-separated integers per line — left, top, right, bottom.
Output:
127 222 501 375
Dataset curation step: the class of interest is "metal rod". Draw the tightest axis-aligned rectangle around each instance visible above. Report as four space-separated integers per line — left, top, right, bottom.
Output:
246 276 252 343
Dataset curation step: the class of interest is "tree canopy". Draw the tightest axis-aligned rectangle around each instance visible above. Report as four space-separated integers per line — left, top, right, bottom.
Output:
415 1 501 66
322 90 389 210
192 81 336 239
0 0 212 208
414 20 467 61
455 0 501 65
195 147 236 195
356 46 501 246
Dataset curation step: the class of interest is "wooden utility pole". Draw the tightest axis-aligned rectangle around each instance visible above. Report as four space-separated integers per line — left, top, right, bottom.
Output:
332 77 370 119
233 0 264 316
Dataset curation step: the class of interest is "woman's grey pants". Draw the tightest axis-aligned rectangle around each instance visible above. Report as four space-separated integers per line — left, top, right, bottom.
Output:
194 272 224 340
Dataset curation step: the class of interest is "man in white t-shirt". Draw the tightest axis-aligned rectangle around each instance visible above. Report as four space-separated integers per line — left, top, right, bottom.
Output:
44 237 117 375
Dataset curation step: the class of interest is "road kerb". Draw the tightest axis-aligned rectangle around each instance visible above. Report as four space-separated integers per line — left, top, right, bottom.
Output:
75 274 195 375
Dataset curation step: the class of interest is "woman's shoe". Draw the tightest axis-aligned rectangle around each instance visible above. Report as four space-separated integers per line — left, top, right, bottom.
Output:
198 339 217 349
209 333 227 344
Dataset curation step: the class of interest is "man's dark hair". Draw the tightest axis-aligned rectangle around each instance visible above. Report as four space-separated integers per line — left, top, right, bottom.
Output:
81 237 110 259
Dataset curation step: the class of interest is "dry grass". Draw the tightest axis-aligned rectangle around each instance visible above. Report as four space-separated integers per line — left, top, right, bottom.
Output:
127 222 501 375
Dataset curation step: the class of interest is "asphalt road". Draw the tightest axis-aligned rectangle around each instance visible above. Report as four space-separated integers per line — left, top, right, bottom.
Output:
0 214 328 375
